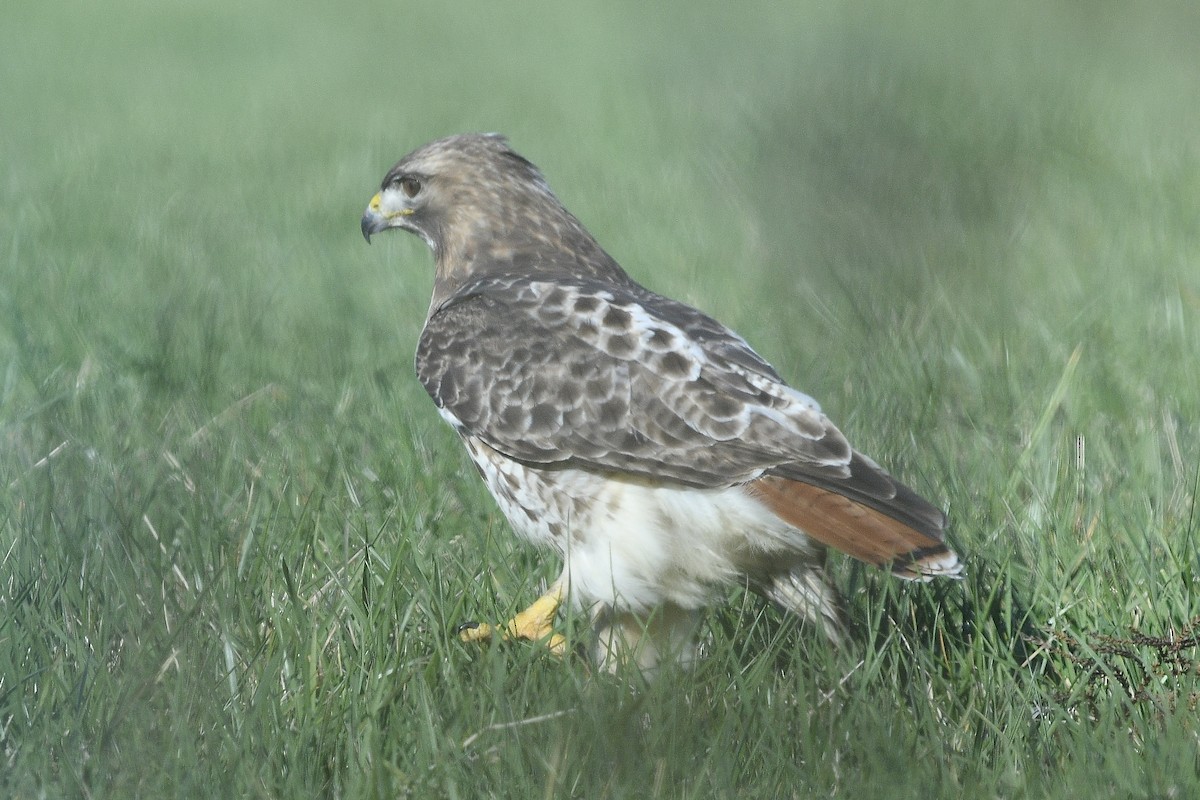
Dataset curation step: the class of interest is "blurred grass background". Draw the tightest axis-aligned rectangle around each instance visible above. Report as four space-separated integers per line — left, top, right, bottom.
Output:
3 1 1199 797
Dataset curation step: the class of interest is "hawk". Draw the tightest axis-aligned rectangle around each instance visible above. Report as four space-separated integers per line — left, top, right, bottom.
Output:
361 133 961 671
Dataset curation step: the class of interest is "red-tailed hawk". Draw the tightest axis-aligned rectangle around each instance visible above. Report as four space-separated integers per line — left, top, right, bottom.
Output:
361 133 961 670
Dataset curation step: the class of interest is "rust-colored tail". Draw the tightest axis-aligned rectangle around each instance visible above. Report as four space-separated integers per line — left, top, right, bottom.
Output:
751 464 961 581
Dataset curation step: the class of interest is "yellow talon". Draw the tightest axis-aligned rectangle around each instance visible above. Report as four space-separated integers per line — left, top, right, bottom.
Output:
459 583 567 656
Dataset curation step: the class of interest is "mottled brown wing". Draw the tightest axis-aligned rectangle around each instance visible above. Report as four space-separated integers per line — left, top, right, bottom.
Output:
416 273 850 487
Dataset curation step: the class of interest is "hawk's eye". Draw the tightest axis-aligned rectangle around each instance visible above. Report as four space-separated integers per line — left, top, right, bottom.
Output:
397 176 422 199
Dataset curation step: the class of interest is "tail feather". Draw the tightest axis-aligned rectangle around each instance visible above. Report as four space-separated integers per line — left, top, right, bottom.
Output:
751 474 962 581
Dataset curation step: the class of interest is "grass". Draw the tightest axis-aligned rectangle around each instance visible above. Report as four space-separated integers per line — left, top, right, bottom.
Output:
3 0 1199 797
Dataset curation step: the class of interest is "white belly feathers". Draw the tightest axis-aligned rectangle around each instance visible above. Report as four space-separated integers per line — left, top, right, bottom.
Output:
461 435 816 613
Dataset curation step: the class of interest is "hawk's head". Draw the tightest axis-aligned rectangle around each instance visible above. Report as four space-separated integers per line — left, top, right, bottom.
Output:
362 134 625 294
362 133 553 251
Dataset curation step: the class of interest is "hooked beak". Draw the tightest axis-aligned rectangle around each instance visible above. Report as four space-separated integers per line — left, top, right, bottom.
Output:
360 192 388 243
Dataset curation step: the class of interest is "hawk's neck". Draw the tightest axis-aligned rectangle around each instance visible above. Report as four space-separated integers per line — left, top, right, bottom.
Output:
429 235 635 313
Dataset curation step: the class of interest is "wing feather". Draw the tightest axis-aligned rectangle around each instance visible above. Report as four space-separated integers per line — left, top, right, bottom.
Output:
416 273 848 487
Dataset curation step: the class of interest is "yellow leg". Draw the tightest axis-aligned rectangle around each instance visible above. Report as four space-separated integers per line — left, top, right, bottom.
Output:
459 582 567 656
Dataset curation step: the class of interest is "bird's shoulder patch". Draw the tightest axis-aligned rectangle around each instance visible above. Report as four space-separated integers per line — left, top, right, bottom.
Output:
519 279 709 381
